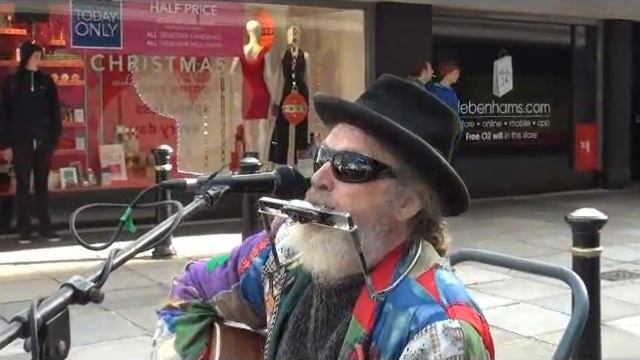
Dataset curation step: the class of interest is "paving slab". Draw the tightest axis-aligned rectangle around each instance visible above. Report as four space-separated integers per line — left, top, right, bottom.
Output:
117 305 161 334
68 311 146 346
535 325 640 360
452 238 560 259
67 336 153 360
601 245 640 263
99 286 169 312
453 264 513 285
0 278 61 303
602 282 640 306
48 268 158 292
466 289 518 309
495 337 556 360
0 337 27 359
483 303 570 337
529 294 640 322
469 277 568 301
126 258 190 286
607 314 640 337
489 326 526 345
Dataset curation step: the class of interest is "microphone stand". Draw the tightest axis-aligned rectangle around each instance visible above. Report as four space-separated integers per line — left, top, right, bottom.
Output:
0 185 230 359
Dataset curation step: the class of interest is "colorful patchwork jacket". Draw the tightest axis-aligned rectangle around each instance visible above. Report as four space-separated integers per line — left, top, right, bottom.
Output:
150 221 494 360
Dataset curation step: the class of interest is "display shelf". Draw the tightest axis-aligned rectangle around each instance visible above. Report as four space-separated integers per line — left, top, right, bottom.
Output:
0 59 84 68
62 122 86 129
55 149 86 156
56 81 85 87
49 39 66 47
43 59 84 68
0 28 27 36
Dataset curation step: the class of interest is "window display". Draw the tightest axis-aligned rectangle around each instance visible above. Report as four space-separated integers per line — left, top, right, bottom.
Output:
0 1 366 195
433 37 572 156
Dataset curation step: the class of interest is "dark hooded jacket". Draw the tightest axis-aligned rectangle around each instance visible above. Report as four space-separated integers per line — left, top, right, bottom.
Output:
0 41 61 148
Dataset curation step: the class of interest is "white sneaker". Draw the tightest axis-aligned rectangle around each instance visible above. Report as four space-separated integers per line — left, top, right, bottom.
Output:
17 235 32 245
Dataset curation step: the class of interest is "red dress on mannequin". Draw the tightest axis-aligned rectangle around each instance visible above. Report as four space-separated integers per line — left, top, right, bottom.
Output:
240 47 271 120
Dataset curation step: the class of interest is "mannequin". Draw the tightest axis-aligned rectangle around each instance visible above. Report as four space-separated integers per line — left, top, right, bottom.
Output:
231 20 273 161
268 24 313 166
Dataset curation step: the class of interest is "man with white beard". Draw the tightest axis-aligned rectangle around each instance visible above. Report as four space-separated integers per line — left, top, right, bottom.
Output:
151 74 494 360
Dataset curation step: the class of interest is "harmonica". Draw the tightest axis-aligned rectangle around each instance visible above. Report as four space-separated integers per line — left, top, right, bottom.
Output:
257 197 355 232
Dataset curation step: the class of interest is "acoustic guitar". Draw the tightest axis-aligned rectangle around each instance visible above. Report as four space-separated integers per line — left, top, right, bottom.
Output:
209 321 266 360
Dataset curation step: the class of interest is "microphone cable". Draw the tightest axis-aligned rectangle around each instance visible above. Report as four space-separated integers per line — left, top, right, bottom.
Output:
69 164 228 253
69 182 184 253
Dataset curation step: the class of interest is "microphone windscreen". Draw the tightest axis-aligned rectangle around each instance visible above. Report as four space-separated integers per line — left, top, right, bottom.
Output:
273 166 309 199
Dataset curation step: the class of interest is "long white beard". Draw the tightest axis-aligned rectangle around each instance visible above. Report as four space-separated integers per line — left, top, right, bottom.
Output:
287 218 393 283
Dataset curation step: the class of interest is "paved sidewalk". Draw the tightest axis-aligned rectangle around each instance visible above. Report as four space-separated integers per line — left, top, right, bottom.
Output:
1 186 640 359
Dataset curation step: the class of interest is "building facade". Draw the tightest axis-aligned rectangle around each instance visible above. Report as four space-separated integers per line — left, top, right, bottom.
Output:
373 1 639 198
0 1 637 231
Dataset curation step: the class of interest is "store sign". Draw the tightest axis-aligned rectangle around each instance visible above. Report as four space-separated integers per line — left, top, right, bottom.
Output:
89 54 216 73
438 41 572 154
123 1 243 56
70 0 123 49
66 1 243 56
459 100 552 145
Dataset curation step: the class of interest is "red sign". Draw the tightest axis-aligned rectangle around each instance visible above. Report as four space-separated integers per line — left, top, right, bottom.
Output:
282 91 308 126
124 1 244 57
574 123 599 171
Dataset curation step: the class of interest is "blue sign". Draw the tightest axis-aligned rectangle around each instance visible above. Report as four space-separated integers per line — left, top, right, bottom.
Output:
70 0 123 49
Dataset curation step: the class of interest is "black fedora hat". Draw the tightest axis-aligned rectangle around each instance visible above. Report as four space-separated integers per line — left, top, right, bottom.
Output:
313 73 469 216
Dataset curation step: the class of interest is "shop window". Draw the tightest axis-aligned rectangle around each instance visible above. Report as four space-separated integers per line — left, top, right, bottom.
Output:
432 36 572 157
0 1 365 194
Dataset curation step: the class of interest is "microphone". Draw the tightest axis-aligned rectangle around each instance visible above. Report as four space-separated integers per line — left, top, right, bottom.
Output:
160 166 308 198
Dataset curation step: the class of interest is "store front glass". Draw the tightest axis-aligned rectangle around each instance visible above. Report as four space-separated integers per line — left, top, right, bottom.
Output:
428 15 599 196
432 37 573 157
0 1 366 195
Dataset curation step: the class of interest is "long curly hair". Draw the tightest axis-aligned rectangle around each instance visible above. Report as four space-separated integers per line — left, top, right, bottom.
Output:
395 162 451 257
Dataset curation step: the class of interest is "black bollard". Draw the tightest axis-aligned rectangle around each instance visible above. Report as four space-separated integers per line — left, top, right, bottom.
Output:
151 145 177 258
239 153 263 241
565 208 608 360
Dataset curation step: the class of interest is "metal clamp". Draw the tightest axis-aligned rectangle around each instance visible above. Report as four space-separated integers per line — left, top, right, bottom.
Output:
154 164 173 171
571 246 603 258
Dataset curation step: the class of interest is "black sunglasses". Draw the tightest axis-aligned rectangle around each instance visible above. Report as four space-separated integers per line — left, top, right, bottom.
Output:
313 145 396 183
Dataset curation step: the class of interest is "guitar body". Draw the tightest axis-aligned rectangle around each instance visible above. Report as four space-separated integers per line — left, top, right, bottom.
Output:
209 322 266 360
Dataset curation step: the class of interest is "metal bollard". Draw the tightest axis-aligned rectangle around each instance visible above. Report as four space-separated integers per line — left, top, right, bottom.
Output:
239 153 263 241
565 208 608 360
151 145 177 258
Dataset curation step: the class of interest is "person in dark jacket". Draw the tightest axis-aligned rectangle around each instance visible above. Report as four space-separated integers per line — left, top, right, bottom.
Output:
0 41 61 244
406 59 434 90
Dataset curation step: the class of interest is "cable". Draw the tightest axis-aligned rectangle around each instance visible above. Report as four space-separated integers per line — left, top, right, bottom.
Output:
68 182 184 305
69 164 228 251
69 197 184 252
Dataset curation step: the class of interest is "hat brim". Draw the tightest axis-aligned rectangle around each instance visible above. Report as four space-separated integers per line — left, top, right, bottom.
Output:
313 93 470 217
